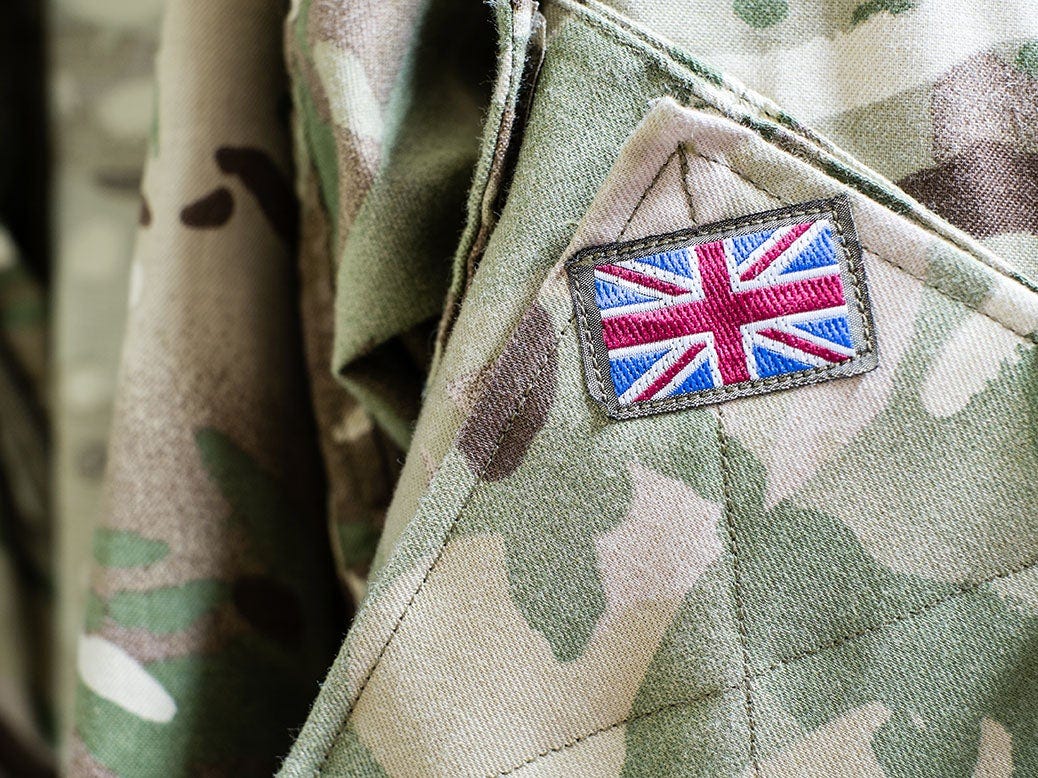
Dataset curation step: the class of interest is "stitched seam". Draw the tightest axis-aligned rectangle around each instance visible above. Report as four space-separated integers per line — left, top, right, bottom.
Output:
715 407 759 775
677 143 697 224
492 551 1038 776
557 0 1038 293
618 149 678 239
830 202 874 357
314 147 680 773
573 267 607 400
492 689 733 777
690 149 1036 343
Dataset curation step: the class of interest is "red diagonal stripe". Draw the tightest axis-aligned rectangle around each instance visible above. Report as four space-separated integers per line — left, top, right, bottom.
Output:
635 342 707 402
596 263 688 297
741 222 814 281
757 327 850 364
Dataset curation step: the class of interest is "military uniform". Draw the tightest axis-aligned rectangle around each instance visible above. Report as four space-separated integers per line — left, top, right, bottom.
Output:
72 0 1038 775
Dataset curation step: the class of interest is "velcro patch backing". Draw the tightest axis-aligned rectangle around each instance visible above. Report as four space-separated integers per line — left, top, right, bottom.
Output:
566 196 878 418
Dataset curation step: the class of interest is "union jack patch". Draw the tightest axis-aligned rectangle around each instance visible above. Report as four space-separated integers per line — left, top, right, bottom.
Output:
566 196 877 418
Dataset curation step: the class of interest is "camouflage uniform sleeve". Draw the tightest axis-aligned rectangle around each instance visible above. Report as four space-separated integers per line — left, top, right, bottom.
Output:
69 1 343 774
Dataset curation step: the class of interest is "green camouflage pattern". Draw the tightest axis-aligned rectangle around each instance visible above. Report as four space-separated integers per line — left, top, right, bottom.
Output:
275 0 1038 776
68 0 1038 774
68 1 343 775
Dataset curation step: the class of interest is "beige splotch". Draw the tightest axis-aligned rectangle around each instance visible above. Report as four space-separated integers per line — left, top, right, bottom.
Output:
595 462 722 628
752 702 891 777
351 535 681 777
920 312 1025 419
974 717 1013 778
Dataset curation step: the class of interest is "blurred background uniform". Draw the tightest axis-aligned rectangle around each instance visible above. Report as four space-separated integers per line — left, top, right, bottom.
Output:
1 0 162 773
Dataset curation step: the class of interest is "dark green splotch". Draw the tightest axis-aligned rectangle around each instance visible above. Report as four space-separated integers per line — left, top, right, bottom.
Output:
722 439 952 667
324 723 390 777
733 0 789 29
851 0 917 25
762 589 1038 776
624 429 1038 774
193 425 338 670
1017 41 1038 77
926 244 994 310
93 528 170 568
795 293 1038 597
194 427 295 571
459 447 628 662
76 634 318 776
106 580 230 634
623 572 748 777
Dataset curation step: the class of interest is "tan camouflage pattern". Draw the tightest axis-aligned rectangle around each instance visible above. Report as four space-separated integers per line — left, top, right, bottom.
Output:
68 1 342 774
50 0 165 763
60 0 1038 774
276 0 1038 775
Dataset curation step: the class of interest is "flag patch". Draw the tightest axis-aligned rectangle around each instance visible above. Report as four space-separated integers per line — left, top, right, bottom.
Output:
566 196 877 418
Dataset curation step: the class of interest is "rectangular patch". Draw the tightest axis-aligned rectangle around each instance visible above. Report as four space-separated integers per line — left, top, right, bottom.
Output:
566 196 878 418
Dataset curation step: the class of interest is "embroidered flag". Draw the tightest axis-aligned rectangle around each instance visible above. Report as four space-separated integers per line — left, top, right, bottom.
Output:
566 197 877 418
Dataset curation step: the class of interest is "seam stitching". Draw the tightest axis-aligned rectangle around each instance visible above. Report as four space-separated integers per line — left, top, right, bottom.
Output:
313 144 678 773
492 550 1038 776
574 272 606 401
689 149 1035 343
830 200 874 356
321 123 1034 773
715 406 760 775
677 143 697 224
618 149 679 240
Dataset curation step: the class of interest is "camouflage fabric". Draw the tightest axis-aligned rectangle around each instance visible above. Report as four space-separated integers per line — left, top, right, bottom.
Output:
0 3 52 775
0 227 52 777
71 0 1038 775
50 0 165 762
68 1 343 774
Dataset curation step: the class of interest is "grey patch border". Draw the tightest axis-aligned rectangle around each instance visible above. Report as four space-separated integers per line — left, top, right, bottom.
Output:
565 195 879 420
